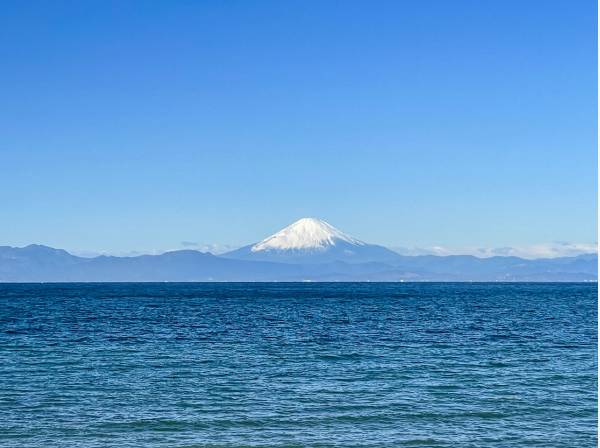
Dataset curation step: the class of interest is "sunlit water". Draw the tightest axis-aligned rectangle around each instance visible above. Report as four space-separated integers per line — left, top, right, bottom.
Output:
0 283 596 447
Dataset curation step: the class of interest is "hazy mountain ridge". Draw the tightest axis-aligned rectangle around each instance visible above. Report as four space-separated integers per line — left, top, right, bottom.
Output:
0 244 596 282
1 219 596 282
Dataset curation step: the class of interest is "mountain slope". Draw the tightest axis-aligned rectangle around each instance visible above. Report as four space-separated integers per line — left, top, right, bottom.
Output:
224 218 402 264
0 246 307 282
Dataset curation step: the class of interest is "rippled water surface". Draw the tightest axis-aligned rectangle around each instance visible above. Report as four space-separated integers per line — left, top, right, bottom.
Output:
0 283 597 447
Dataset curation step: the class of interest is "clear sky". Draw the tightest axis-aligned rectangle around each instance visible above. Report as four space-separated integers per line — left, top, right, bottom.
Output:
1 0 597 256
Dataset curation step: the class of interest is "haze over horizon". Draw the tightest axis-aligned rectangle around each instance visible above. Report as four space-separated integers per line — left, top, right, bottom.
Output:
18 216 598 261
1 1 596 256
3 217 596 282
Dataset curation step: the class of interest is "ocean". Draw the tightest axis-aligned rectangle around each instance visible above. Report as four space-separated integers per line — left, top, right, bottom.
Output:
0 283 596 447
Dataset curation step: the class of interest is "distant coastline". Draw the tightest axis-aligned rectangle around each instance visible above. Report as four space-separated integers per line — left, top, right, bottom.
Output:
1 243 596 283
2 218 597 282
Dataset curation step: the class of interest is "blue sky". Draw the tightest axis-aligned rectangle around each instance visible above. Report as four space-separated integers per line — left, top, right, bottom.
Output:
1 1 597 256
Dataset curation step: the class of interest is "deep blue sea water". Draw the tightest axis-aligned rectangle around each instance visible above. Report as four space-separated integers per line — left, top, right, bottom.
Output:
0 283 596 447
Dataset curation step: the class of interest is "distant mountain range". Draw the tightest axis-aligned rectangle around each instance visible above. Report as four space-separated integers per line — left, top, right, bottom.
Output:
1 218 597 282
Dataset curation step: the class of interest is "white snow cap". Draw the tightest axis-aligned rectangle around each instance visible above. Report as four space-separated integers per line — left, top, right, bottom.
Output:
251 218 365 252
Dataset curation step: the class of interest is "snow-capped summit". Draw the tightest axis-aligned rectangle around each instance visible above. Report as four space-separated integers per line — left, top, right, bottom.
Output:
251 218 364 252
224 217 401 264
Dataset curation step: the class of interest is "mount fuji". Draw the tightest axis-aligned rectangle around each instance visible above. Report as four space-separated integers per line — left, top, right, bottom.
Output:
224 218 402 264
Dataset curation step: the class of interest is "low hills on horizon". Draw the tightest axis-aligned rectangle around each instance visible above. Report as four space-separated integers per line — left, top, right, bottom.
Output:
1 218 597 282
